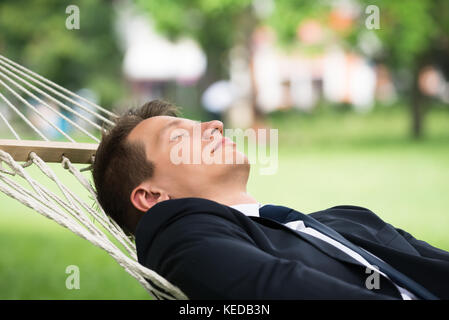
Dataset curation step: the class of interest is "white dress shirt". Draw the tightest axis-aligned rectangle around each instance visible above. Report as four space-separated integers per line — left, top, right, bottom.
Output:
231 203 417 300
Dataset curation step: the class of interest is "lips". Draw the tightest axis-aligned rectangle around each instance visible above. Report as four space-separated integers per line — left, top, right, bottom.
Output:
212 136 234 153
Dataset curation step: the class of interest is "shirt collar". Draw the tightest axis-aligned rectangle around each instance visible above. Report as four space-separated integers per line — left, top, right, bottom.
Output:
230 203 262 217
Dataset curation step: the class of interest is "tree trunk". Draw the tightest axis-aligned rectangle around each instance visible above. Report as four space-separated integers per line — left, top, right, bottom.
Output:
411 74 423 139
236 8 264 125
410 55 429 139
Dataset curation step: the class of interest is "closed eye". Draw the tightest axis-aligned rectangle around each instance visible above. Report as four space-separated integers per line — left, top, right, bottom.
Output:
169 130 188 141
170 134 184 141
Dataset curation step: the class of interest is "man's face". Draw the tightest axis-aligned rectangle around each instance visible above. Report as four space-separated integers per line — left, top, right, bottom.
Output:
127 116 249 199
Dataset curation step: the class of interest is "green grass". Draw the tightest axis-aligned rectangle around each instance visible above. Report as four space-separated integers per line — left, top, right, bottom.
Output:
248 147 449 250
0 165 152 299
1 103 448 299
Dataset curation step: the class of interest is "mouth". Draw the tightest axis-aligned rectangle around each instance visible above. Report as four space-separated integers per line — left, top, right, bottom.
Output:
212 136 235 153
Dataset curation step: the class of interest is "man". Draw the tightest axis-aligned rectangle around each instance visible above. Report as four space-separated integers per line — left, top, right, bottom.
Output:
93 100 449 300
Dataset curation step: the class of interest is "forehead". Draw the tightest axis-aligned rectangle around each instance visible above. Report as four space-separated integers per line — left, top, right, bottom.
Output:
127 115 174 145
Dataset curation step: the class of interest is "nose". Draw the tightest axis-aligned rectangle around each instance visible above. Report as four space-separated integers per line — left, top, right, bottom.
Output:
202 120 223 140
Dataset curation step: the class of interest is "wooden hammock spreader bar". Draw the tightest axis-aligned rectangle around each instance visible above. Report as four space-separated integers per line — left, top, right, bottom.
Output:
0 139 97 164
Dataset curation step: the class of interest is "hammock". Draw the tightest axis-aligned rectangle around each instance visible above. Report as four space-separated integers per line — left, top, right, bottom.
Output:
0 54 187 300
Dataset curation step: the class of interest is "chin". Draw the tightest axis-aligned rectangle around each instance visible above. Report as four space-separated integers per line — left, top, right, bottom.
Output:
235 151 249 165
214 161 250 184
229 150 250 172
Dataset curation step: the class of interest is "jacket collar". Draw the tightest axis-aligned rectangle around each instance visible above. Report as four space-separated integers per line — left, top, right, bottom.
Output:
135 197 367 270
135 197 246 262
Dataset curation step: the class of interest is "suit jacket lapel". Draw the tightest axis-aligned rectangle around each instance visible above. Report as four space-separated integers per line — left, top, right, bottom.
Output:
249 215 369 268
258 205 367 267
258 204 439 300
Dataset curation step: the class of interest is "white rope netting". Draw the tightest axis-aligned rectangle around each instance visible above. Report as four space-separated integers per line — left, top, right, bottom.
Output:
0 54 188 300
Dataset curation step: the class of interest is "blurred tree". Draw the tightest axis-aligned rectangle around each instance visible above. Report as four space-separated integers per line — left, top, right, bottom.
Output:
136 0 265 122
0 0 124 108
137 0 448 134
355 0 449 138
270 0 449 139
136 0 254 85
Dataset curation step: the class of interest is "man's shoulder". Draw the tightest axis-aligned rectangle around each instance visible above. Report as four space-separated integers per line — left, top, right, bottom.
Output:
310 204 385 224
310 204 398 243
136 198 250 237
135 197 255 266
136 197 239 236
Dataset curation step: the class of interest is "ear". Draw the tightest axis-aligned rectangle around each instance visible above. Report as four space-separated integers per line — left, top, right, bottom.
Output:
130 182 170 213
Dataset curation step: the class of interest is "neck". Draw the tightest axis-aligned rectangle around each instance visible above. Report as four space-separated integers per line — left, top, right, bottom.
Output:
191 165 256 206
209 189 258 207
196 180 257 207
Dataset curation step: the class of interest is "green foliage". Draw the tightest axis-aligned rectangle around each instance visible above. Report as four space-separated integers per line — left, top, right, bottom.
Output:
357 0 443 69
136 0 255 79
0 0 124 108
136 0 253 40
267 1 324 47
268 0 448 139
136 0 448 83
270 0 448 70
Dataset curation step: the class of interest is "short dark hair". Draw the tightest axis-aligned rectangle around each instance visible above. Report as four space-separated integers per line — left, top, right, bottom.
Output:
92 100 179 235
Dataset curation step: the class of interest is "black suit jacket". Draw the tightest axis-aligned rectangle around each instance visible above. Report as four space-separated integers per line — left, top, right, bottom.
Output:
135 198 449 299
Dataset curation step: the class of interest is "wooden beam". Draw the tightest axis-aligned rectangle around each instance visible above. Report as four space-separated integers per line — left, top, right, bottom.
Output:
0 139 98 164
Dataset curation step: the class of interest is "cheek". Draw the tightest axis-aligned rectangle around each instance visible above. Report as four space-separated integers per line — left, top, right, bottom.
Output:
167 164 209 195
167 138 194 164
163 146 206 176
